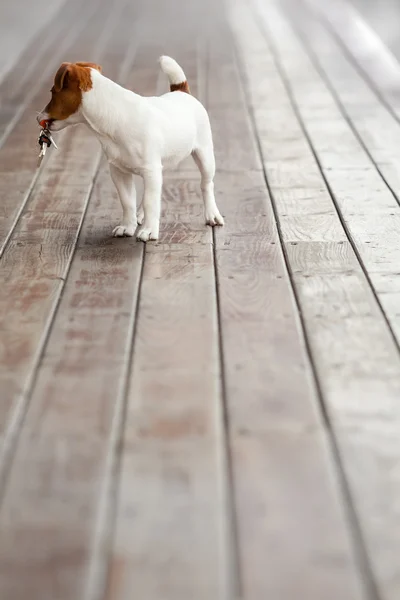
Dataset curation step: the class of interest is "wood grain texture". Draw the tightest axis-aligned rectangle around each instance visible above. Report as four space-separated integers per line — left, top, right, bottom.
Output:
0 0 105 255
239 1 400 597
0 0 132 441
0 0 68 84
106 29 227 600
246 0 400 410
307 0 400 119
2 0 400 597
0 0 74 134
0 4 143 600
207 24 262 173
282 0 400 343
107 231 224 599
0 0 96 146
210 13 365 600
0 167 143 600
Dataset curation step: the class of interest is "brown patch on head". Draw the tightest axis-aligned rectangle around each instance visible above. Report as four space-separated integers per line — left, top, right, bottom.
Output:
45 62 102 121
75 62 102 73
170 80 190 94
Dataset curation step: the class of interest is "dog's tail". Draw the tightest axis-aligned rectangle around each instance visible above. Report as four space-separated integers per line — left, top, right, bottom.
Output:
159 56 190 94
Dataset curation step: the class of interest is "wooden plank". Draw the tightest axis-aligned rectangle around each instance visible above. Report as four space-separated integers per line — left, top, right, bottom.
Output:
0 0 130 466
106 190 225 600
0 168 142 600
236 2 400 597
307 0 400 120
249 0 400 405
0 0 72 125
0 6 144 600
280 0 400 341
0 0 104 255
0 0 68 84
207 24 261 174
105 23 228 600
208 11 366 600
0 0 97 143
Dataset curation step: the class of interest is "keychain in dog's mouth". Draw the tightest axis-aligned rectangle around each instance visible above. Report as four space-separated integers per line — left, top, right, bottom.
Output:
37 119 58 168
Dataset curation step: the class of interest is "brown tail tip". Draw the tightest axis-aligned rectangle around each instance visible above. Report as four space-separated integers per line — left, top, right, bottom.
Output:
170 81 190 94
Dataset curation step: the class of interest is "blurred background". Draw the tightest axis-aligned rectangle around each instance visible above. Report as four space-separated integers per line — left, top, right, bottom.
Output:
352 0 400 55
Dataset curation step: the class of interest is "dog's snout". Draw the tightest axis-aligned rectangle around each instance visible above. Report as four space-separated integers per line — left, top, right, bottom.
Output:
37 113 53 129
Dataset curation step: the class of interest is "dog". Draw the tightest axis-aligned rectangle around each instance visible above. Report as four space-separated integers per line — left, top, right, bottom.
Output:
38 56 224 241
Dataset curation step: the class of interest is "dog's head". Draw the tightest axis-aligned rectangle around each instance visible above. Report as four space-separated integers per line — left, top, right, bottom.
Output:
38 62 102 131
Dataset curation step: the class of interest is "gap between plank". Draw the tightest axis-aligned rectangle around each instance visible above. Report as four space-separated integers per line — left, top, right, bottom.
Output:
212 223 243 600
0 0 71 85
0 0 131 508
96 30 236 600
232 11 382 600
83 249 145 600
257 0 400 362
80 29 144 600
0 0 75 91
306 0 400 130
206 32 243 599
0 152 100 504
292 0 400 211
0 0 97 151
0 0 100 259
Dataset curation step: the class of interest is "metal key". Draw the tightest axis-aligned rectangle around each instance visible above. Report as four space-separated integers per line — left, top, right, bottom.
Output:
46 130 58 149
37 141 47 168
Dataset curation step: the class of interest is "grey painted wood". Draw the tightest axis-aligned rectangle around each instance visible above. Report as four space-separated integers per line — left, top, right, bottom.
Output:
210 10 366 600
308 0 400 119
236 1 400 597
0 0 111 256
288 0 400 344
107 32 227 600
0 0 399 596
265 0 400 343
0 3 142 600
0 0 68 83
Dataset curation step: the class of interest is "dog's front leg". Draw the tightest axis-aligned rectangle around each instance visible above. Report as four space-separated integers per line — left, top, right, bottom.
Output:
136 169 162 242
109 164 137 237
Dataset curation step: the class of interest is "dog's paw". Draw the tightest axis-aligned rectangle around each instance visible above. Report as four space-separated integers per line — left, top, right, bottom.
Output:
112 223 136 237
205 210 224 226
137 205 144 225
136 226 159 242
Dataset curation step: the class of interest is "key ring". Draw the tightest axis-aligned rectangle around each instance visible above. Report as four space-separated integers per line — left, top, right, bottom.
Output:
37 127 57 168
38 128 58 148
38 131 52 148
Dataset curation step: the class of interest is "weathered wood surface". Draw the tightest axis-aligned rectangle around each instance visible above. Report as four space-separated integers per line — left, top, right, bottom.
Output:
106 28 227 600
1 0 400 598
209 14 366 600
234 1 400 598
0 0 68 83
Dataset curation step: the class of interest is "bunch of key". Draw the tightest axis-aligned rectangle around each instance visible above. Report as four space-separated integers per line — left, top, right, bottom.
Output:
37 128 57 167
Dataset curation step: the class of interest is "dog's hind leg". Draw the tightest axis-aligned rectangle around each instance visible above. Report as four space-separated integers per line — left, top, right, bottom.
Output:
192 146 224 226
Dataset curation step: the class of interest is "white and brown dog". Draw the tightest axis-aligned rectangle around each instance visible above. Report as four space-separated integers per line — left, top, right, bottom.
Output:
38 57 224 241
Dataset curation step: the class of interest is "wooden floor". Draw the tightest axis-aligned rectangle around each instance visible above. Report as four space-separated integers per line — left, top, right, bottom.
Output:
1 0 400 597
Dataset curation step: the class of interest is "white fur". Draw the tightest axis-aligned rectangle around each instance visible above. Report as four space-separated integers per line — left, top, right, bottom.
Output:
43 56 224 241
159 55 186 85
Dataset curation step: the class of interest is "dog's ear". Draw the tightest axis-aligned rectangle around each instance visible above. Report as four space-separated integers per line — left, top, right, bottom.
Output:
54 62 72 92
76 62 102 73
